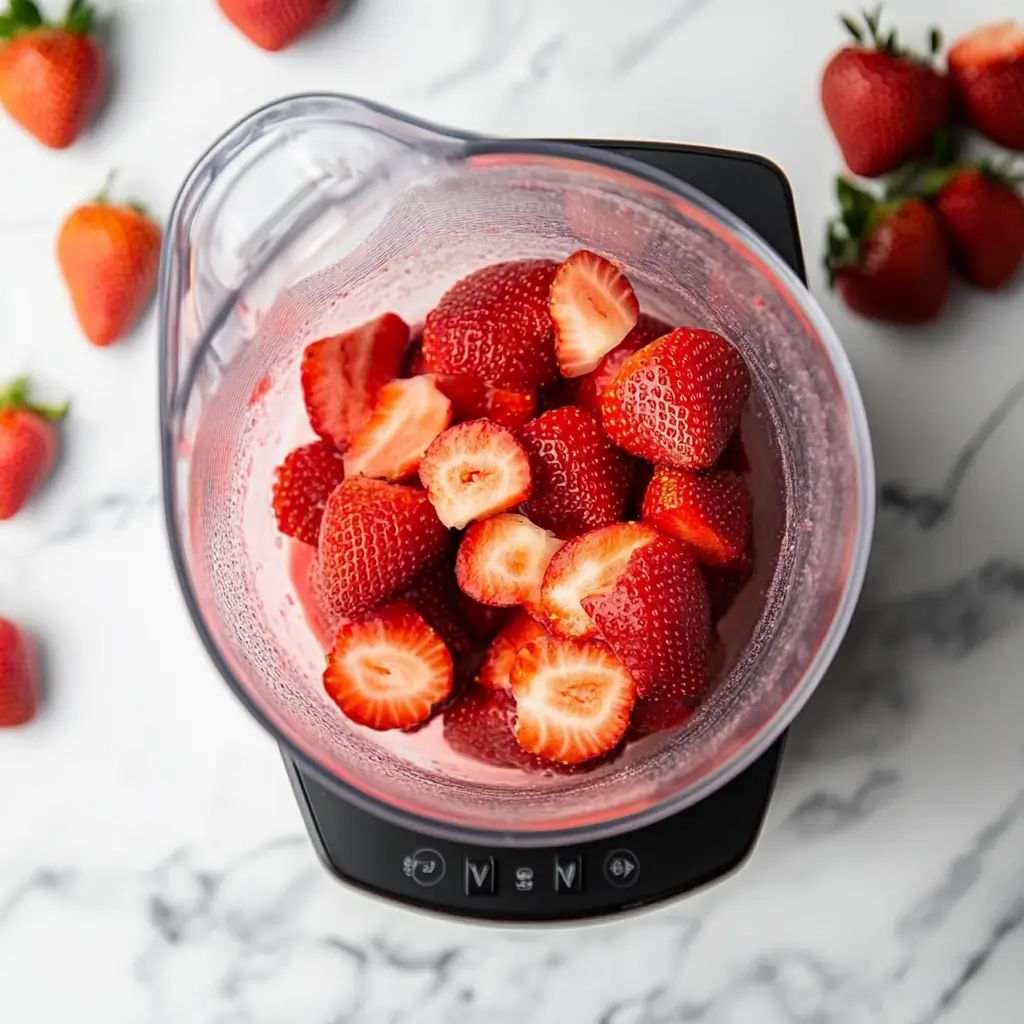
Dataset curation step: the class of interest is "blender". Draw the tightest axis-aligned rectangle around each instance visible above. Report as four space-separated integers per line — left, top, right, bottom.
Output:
159 95 874 922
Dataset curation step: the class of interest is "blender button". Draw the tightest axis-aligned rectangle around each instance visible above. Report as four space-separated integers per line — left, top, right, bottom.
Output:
603 850 639 888
401 848 446 888
553 855 583 893
464 857 496 895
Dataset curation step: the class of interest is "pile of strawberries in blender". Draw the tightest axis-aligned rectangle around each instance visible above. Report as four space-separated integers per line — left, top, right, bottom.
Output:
271 252 754 769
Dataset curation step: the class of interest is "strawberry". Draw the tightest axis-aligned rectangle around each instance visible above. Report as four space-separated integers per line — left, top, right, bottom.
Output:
0 377 67 520
343 375 452 482
550 250 639 378
702 548 753 622
583 532 710 700
601 327 750 471
271 441 346 546
627 690 696 739
825 179 951 325
930 165 1024 290
510 636 636 764
400 336 428 378
399 561 474 658
323 600 453 731
642 466 752 567
418 419 532 529
56 178 162 347
821 8 951 178
537 378 578 413
0 0 104 149
539 522 658 639
948 21 1024 151
0 618 38 727
575 314 672 416
432 373 537 432
457 593 513 643
301 313 410 451
518 406 632 539
318 478 450 617
217 0 335 51
478 609 548 690
454 512 561 612
422 260 560 390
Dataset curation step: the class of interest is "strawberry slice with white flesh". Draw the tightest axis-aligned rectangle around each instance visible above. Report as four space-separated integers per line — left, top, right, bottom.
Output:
550 250 640 378
323 600 453 730
343 375 452 482
539 522 659 639
301 313 410 450
478 609 549 690
510 636 636 764
455 513 562 611
418 419 532 529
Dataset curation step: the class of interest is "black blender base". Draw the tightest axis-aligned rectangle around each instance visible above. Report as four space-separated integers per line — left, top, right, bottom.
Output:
286 141 805 922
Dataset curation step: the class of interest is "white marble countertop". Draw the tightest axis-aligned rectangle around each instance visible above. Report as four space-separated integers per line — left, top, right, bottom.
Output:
2 0 1023 1021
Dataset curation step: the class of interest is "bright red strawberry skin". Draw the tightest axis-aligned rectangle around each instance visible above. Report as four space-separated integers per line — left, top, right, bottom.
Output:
423 260 560 390
271 441 346 546
217 0 335 51
935 170 1024 290
317 478 450 616
0 619 38 727
0 378 64 521
601 327 750 471
432 374 537 431
518 406 631 539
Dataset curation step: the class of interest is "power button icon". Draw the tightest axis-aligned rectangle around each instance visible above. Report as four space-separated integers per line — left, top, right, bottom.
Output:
603 849 639 888
402 848 446 887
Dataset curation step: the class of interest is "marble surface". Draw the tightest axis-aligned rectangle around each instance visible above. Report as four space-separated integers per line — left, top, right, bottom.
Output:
2 0 1024 1021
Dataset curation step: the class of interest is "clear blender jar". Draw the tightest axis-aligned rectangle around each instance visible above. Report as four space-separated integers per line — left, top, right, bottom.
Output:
159 95 874 847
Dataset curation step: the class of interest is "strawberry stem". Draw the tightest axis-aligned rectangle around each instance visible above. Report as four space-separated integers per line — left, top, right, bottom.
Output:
62 0 95 36
0 377 69 420
93 169 117 205
836 5 943 65
0 0 95 38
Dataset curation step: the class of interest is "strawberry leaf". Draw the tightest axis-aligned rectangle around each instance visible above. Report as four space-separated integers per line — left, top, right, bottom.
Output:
840 15 864 43
0 13 18 35
928 27 942 55
0 377 68 420
63 0 95 34
9 0 42 27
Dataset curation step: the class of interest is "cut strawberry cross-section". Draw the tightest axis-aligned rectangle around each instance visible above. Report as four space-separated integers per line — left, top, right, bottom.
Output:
343 375 453 482
550 250 640 378
455 513 562 611
323 601 453 731
478 609 549 690
510 636 636 764
419 419 532 530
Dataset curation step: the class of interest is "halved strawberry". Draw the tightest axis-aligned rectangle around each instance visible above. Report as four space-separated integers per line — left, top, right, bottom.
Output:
343 375 452 482
323 600 453 731
550 250 640 378
518 406 631 539
433 373 537 431
642 466 752 567
510 636 636 764
271 441 347 546
478 609 549 690
583 532 710 700
454 513 562 611
399 561 474 657
423 260 560 390
318 478 451 617
419 420 532 529
301 313 410 450
539 522 658 639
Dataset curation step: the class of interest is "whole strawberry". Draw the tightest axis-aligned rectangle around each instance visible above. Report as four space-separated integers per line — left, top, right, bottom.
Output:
0 0 105 149
821 8 951 178
930 165 1024 290
948 22 1024 152
0 618 38 727
0 376 67 520
57 176 163 347
218 0 335 52
825 178 951 325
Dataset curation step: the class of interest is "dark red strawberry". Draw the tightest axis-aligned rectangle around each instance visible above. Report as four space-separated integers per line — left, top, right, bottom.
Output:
717 427 750 475
432 373 537 431
423 260 560 390
400 336 429 378
457 594 514 643
702 548 754 623
0 618 38 728
318 478 450 617
271 441 346 546
478 609 549 690
518 406 631 539
627 690 696 739
601 327 750 471
399 561 474 657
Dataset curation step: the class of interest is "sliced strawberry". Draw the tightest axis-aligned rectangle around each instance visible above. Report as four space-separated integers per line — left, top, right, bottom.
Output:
642 466 752 567
433 373 537 431
518 406 631 539
318 478 451 617
423 260 560 390
323 600 453 731
550 250 640 378
702 548 754 622
478 609 549 690
301 313 410 450
419 420 532 529
343 375 452 482
399 561 474 657
539 522 658 639
510 636 636 764
455 512 562 611
271 441 347 546
583 532 710 700
457 593 514 643
575 314 672 415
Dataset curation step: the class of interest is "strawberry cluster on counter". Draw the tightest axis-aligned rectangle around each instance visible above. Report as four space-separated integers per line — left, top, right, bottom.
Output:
271 252 754 768
821 9 1024 324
